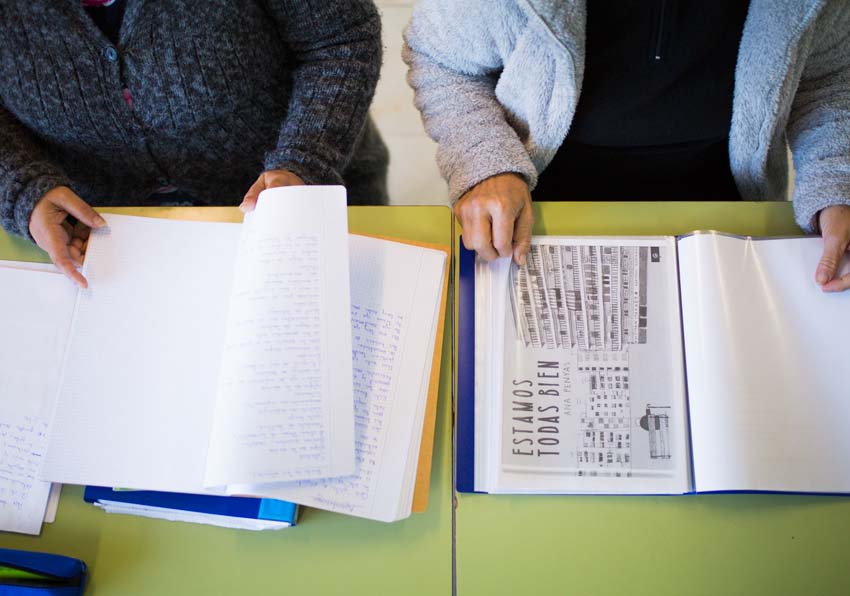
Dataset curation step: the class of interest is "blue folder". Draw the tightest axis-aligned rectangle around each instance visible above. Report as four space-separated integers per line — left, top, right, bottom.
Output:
456 245 479 494
0 548 86 595
83 487 297 525
455 245 850 498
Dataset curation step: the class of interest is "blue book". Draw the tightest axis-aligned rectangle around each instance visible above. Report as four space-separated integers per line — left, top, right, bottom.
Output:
84 487 297 530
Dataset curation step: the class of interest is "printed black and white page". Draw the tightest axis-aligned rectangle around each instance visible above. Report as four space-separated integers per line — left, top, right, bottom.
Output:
678 233 850 494
476 237 690 494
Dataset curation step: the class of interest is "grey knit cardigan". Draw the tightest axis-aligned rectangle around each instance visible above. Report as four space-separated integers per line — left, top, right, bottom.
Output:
0 0 389 238
404 0 850 232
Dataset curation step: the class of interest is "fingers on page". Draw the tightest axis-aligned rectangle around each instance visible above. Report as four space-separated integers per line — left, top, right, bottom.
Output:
240 178 265 213
57 192 105 229
490 206 515 259
816 234 849 286
822 273 850 293
463 213 498 261
512 204 534 266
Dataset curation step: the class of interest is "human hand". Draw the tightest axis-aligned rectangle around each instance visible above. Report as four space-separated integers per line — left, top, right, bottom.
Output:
454 173 534 265
28 186 106 289
815 205 850 293
239 170 306 213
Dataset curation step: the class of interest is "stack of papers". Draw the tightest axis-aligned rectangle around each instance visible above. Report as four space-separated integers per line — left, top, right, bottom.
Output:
0 186 448 532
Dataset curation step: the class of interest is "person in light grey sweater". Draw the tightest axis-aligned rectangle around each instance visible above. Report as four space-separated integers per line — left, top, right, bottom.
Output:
1 0 387 287
404 0 850 292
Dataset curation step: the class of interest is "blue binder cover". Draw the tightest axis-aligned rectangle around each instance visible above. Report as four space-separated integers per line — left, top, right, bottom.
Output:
456 245 479 493
83 487 297 525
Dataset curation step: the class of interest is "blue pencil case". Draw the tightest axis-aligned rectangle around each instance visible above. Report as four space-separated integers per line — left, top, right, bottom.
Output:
0 548 86 595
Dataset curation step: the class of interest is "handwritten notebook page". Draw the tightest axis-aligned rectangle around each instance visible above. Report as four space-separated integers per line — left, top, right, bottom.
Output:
204 186 354 486
233 235 447 522
41 215 241 493
362 235 451 514
0 267 76 534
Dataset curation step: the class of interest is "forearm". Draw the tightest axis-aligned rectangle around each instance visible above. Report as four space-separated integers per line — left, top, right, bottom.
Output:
788 4 850 232
403 0 537 202
404 45 537 202
0 106 69 238
262 0 383 184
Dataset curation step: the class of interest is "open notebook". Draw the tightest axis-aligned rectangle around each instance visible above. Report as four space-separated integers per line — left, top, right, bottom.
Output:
459 234 850 495
1 187 447 530
44 187 357 491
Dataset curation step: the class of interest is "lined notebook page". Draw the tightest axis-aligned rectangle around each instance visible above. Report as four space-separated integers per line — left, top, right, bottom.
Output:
204 187 354 486
233 235 447 522
0 267 76 534
41 215 241 493
679 234 850 493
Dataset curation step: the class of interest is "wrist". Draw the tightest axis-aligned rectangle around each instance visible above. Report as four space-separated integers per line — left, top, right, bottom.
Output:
19 177 70 240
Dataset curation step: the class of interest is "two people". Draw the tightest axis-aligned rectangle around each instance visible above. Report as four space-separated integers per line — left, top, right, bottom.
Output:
1 1 848 290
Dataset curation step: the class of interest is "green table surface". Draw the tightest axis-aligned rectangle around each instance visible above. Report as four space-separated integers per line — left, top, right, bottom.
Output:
454 201 850 596
0 206 454 596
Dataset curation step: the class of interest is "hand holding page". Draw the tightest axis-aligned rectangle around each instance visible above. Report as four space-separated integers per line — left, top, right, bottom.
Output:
42 215 241 492
41 186 355 492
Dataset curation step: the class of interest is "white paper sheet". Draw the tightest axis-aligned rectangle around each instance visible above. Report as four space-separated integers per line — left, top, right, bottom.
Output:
204 187 354 486
679 234 850 493
41 214 241 492
0 267 76 534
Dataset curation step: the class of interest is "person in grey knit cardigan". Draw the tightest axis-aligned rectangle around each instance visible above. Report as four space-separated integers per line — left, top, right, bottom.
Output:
404 0 850 292
0 0 388 287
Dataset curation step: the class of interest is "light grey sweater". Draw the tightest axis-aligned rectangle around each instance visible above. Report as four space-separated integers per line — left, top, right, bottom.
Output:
403 0 850 232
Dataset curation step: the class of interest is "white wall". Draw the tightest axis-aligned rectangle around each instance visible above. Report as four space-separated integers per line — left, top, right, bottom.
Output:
372 1 448 206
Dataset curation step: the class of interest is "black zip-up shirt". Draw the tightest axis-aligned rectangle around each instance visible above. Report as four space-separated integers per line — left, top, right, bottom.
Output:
534 0 751 201
83 0 127 45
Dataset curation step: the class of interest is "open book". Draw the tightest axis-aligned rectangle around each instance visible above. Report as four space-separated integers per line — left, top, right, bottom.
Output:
0 187 447 530
458 234 850 495
43 187 357 492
